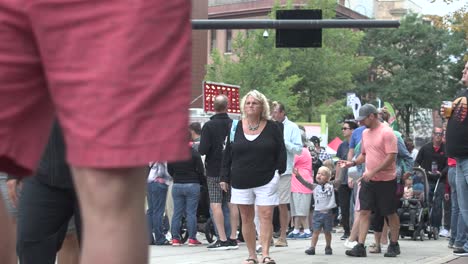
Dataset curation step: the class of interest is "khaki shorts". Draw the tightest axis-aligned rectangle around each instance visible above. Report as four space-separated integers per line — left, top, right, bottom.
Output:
290 192 312 216
278 174 292 204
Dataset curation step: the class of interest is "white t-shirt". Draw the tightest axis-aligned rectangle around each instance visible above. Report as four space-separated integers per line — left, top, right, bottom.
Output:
313 183 336 211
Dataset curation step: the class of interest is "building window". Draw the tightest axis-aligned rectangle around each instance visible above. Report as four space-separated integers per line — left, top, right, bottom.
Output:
225 29 232 53
210 30 217 53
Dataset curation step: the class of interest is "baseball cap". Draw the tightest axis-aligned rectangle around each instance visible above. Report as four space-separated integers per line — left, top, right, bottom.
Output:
356 104 378 121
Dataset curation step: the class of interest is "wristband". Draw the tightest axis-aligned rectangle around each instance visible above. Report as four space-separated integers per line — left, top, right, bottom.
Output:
352 161 357 167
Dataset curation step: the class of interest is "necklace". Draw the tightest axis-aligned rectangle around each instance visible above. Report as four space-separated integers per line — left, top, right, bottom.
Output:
248 121 260 131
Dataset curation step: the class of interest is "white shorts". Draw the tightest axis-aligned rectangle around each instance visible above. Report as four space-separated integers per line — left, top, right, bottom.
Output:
231 174 280 206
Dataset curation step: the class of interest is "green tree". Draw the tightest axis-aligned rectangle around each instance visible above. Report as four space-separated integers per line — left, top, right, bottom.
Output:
205 0 371 124
356 13 464 136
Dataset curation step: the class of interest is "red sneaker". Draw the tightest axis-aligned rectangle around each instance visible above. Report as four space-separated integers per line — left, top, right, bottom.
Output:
172 239 182 246
188 239 202 246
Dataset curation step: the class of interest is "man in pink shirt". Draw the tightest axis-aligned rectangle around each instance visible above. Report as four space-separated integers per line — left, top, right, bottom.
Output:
339 104 400 258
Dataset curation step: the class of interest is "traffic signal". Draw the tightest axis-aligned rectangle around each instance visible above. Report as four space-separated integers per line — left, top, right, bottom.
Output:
276 9 322 48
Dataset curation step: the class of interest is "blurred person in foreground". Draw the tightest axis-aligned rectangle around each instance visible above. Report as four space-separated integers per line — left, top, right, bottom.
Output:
443 61 468 257
0 1 192 263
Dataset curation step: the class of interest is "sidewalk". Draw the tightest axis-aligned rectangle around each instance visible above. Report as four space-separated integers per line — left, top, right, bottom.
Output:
149 231 462 264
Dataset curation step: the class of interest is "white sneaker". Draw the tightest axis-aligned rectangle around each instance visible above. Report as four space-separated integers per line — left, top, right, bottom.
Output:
439 228 450 237
344 239 358 249
256 244 262 254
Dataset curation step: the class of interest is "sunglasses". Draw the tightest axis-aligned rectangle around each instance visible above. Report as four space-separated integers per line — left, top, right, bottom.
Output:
341 127 351 130
433 132 444 136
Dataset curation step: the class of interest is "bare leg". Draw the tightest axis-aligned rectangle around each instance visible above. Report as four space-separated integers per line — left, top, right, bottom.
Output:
0 199 15 264
229 203 239 240
238 205 257 262
358 210 371 244
257 205 274 258
278 204 289 240
310 230 320 247
373 232 381 247
296 216 309 230
381 220 389 245
211 203 227 241
324 232 332 248
72 167 148 264
57 232 80 264
386 213 400 243
349 211 360 242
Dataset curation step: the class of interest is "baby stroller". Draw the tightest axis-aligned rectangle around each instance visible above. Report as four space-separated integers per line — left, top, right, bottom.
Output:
398 167 431 241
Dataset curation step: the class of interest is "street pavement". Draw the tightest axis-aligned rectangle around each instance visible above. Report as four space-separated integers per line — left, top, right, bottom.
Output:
149 230 465 264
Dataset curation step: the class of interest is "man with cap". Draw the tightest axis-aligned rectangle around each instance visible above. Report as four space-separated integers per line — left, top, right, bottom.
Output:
339 104 400 258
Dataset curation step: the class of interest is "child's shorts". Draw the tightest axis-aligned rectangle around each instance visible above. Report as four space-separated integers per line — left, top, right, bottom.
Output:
0 174 17 217
312 210 333 232
0 0 192 177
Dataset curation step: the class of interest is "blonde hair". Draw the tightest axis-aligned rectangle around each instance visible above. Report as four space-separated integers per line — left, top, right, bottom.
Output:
318 166 331 179
240 90 271 120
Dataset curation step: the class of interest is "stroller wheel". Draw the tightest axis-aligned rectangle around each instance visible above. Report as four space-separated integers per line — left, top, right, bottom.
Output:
204 218 215 244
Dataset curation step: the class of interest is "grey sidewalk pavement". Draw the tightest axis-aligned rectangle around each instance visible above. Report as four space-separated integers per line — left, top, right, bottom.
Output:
149 231 464 264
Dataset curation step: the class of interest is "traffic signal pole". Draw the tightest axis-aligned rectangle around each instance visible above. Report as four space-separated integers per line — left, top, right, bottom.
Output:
192 19 400 29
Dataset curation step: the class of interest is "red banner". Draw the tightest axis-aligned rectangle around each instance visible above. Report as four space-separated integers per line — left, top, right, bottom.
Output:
203 81 240 114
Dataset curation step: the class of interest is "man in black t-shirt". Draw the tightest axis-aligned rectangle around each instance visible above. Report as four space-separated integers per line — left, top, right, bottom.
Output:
335 120 358 240
199 95 239 250
444 61 468 257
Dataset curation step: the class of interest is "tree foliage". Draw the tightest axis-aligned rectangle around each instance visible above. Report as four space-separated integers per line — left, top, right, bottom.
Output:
205 0 371 127
356 13 466 136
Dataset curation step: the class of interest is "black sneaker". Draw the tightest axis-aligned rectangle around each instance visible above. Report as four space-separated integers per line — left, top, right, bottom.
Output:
227 238 239 250
345 243 367 257
384 242 400 257
207 240 230 251
325 246 333 255
305 247 315 255
340 233 350 240
453 247 468 256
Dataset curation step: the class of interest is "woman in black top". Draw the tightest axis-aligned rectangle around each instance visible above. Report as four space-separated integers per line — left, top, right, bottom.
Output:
221 90 286 264
168 144 206 246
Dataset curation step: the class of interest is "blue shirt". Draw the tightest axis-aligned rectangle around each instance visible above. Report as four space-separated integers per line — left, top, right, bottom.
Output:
349 126 366 149
282 117 302 175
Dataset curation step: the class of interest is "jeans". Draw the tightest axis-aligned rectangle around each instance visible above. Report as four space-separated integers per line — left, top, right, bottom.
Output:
456 158 468 251
17 177 81 264
429 181 444 229
171 183 200 240
448 167 467 247
146 181 168 244
209 200 231 239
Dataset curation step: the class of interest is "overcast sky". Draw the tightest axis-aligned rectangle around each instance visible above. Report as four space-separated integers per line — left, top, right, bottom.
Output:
413 0 467 16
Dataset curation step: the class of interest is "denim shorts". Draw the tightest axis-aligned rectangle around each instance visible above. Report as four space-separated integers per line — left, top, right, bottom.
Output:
312 211 333 232
0 175 18 217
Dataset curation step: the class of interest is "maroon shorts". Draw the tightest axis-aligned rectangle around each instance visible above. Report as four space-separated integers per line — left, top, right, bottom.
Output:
0 0 191 177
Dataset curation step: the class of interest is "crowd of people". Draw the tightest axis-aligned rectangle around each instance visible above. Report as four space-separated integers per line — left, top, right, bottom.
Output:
144 69 468 264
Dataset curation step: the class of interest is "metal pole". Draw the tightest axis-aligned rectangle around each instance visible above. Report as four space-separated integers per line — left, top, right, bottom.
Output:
192 19 399 30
